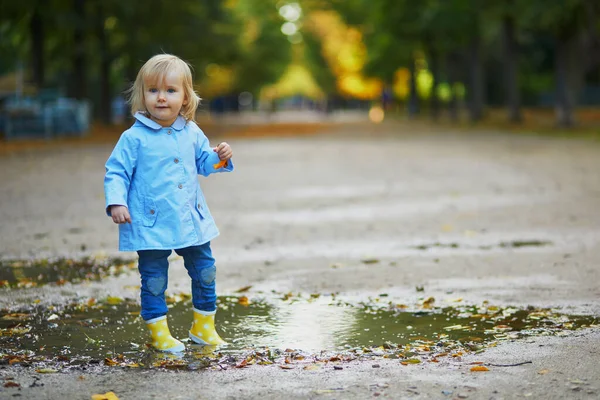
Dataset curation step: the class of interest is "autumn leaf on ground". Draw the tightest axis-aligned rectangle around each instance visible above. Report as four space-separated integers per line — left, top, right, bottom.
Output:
4 382 20 388
470 366 490 372
538 369 550 375
105 296 122 305
36 368 58 373
401 359 421 365
91 392 120 400
238 296 250 306
234 285 252 293
422 297 435 307
361 258 380 264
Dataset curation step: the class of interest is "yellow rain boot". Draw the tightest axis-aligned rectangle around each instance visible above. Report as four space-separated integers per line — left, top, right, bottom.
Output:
189 308 227 345
146 316 185 353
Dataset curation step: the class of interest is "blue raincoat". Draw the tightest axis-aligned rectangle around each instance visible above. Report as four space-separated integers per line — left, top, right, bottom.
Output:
104 112 234 251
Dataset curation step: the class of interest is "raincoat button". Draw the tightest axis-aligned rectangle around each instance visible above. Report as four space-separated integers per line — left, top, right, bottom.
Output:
174 158 179 163
167 130 172 135
198 203 202 208
150 209 155 215
178 184 183 189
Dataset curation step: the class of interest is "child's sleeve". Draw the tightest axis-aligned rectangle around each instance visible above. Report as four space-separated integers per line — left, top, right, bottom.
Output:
195 129 234 177
104 132 138 216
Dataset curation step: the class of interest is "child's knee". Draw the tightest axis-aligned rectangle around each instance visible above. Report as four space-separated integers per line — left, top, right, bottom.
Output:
199 265 216 285
147 276 168 296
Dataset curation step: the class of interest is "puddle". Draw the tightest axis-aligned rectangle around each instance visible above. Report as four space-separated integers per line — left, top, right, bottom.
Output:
0 294 596 371
0 257 136 288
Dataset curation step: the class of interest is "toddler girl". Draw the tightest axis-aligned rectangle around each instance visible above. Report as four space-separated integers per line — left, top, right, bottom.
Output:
104 54 233 352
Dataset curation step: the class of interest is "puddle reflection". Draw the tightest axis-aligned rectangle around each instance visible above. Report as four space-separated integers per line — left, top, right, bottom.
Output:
0 295 596 370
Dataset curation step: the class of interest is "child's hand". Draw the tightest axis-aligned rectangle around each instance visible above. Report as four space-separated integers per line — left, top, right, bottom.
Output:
213 142 233 161
110 205 131 224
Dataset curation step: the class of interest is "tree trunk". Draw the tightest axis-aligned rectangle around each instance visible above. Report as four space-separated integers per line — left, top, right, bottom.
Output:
407 58 419 118
554 35 575 127
468 35 485 122
69 0 87 100
30 8 45 90
428 47 440 121
97 2 112 125
445 53 460 122
502 14 522 123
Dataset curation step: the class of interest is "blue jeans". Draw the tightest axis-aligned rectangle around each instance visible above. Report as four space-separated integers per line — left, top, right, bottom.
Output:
137 242 217 321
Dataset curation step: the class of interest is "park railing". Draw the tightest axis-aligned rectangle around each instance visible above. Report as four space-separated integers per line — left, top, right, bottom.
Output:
1 94 91 140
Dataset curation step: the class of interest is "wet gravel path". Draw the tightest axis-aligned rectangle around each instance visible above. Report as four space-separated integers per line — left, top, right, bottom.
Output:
1 121 599 399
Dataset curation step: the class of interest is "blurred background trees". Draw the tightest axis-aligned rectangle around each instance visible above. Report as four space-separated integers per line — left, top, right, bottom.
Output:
0 0 599 128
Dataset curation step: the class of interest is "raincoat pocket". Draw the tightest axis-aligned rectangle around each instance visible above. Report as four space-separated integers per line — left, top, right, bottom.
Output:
142 198 158 227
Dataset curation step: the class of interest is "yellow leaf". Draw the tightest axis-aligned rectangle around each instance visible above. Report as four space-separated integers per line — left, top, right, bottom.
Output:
238 296 250 306
303 364 321 370
91 392 120 400
441 224 454 232
422 297 435 306
538 369 550 375
104 358 119 366
470 366 489 372
35 368 58 373
400 359 421 365
106 296 122 305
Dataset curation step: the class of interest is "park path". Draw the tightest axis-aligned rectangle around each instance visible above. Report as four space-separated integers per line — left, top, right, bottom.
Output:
0 119 599 399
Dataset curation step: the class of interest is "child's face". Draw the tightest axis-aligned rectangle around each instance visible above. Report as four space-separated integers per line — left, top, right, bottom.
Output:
143 71 188 127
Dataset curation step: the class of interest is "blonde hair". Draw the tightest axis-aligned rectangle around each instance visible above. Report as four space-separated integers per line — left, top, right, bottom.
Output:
127 54 200 122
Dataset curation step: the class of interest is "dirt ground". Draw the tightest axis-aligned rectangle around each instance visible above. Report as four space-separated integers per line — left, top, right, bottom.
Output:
0 116 599 399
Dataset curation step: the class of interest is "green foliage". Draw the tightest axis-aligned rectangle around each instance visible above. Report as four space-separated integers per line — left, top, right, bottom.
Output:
0 0 289 98
302 30 336 95
230 0 292 93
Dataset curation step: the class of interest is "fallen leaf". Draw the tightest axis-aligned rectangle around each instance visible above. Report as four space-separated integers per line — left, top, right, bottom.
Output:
401 359 421 365
234 285 252 293
422 297 435 307
441 224 454 232
238 296 250 306
2 313 30 321
91 392 120 400
104 358 119 366
470 366 489 372
361 258 380 264
36 368 58 373
538 369 550 375
4 382 20 388
106 296 123 305
303 364 321 371
279 365 294 369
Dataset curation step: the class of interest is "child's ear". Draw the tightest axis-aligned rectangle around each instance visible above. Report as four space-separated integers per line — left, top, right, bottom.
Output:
183 94 188 106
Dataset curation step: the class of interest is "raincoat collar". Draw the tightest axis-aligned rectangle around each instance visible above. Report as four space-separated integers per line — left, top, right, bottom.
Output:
134 112 187 131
